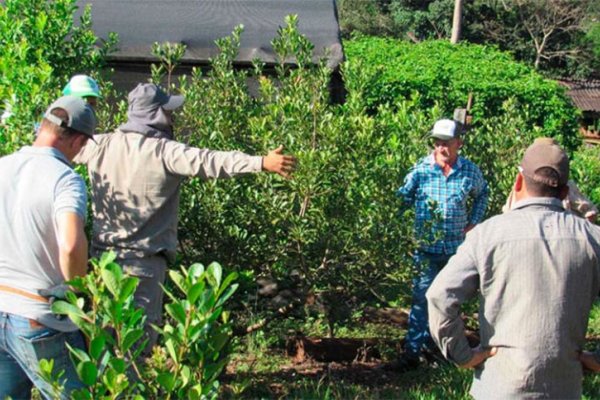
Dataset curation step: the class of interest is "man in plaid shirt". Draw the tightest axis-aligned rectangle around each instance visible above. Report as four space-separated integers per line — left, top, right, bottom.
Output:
393 118 488 371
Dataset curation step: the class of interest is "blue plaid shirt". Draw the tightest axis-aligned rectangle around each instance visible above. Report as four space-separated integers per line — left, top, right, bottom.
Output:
397 154 488 255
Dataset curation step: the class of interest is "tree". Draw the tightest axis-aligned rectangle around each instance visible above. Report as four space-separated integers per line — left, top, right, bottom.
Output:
337 0 397 38
485 0 591 70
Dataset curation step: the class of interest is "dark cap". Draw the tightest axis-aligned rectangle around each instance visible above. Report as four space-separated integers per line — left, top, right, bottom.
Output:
44 95 97 138
520 137 569 187
127 83 184 111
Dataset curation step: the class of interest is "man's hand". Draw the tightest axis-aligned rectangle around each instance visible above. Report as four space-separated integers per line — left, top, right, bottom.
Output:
580 351 600 372
262 145 296 178
460 346 497 369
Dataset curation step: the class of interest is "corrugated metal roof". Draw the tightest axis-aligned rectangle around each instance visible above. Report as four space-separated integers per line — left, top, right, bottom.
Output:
76 0 344 69
557 79 600 112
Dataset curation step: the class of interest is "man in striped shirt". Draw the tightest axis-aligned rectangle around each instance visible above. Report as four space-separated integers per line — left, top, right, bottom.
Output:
392 118 488 370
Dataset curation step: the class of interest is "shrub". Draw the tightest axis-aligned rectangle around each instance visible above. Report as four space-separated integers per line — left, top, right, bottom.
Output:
0 0 116 154
343 37 581 150
43 252 238 399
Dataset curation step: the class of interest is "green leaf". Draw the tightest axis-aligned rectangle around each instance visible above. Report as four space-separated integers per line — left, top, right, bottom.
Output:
101 267 119 298
189 384 203 400
157 372 176 391
122 329 144 352
166 302 187 325
216 272 238 298
99 251 117 267
180 365 191 387
67 343 91 363
108 358 125 374
76 361 98 386
207 262 222 287
165 338 178 363
169 270 187 293
119 276 138 302
189 263 205 279
89 336 105 360
187 282 206 304
215 283 238 309
51 300 86 319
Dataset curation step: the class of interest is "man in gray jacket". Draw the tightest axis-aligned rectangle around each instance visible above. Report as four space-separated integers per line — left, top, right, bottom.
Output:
74 83 295 351
427 138 600 399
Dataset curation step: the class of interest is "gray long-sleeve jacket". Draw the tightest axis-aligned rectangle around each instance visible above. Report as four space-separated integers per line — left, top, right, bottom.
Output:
427 197 600 399
74 131 262 262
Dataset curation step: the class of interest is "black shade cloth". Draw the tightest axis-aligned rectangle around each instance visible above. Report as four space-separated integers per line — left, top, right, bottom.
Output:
76 0 344 68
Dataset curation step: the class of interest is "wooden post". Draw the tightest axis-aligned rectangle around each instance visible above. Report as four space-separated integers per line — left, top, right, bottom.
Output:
451 0 463 44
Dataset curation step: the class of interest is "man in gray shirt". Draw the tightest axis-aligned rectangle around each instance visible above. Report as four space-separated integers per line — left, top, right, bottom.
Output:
427 138 600 399
74 83 295 351
0 96 95 399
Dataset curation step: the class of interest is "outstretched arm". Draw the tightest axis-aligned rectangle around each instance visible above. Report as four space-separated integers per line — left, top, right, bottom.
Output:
161 141 295 179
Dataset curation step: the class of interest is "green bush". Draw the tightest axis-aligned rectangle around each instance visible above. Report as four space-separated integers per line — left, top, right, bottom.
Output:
0 0 116 154
343 37 581 150
43 252 238 399
571 145 600 209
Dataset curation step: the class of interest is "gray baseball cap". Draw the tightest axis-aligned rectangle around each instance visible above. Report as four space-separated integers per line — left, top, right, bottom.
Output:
44 95 97 138
127 83 185 111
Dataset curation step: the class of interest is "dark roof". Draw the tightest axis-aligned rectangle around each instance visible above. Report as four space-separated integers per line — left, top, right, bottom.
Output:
76 0 344 69
557 79 600 112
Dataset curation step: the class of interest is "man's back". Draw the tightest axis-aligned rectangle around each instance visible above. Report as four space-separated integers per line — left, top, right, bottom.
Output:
75 131 262 261
476 200 600 398
0 147 86 331
430 198 600 399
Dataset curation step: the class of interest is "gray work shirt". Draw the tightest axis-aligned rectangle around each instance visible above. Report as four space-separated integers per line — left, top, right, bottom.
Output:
74 131 263 262
427 197 600 399
0 147 87 332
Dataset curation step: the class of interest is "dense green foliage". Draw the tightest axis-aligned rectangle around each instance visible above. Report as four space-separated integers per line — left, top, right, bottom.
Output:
0 0 116 153
339 0 600 79
2 2 600 398
344 37 580 149
44 253 238 399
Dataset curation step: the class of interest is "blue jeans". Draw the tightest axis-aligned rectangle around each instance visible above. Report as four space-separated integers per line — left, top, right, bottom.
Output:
0 312 85 400
404 252 451 358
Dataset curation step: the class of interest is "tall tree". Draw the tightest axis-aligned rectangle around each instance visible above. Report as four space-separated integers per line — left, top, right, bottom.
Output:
485 0 590 69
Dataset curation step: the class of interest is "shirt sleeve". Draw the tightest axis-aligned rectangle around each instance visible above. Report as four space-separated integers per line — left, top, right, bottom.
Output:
54 172 87 221
159 140 263 179
72 135 101 165
426 231 481 366
396 165 419 206
469 167 489 225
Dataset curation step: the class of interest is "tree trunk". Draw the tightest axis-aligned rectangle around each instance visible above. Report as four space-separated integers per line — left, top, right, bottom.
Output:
451 0 463 44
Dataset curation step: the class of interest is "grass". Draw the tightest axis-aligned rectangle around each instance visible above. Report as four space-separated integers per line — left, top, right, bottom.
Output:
222 301 600 399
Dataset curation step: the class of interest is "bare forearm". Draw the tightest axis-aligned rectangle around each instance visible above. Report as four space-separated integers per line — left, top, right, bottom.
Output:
57 212 89 280
59 235 88 280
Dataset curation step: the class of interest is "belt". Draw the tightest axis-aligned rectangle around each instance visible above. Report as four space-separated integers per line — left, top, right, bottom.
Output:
0 284 49 303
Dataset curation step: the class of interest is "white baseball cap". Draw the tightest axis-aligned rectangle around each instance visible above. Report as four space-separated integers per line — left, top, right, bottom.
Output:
431 119 459 140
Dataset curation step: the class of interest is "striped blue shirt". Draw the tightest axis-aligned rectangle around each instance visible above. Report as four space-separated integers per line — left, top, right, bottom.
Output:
397 154 488 255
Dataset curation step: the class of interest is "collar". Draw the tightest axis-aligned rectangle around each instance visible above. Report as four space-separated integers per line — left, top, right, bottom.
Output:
19 146 71 167
512 197 565 211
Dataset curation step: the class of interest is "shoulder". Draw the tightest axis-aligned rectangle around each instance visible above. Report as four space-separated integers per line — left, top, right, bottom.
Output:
412 155 433 172
458 157 485 177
